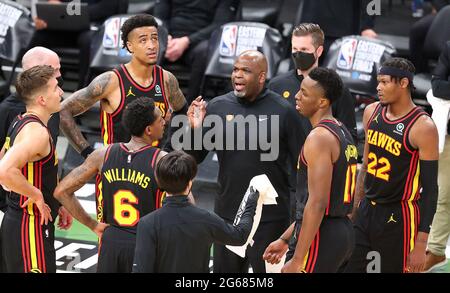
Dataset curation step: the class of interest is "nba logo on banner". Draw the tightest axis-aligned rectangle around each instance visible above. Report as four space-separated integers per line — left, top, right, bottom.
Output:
337 38 358 70
103 17 121 49
220 25 238 57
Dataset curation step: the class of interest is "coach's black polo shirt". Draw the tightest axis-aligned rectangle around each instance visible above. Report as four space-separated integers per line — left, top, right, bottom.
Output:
187 88 306 222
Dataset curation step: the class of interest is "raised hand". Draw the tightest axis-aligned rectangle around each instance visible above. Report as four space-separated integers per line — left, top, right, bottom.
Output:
187 96 206 128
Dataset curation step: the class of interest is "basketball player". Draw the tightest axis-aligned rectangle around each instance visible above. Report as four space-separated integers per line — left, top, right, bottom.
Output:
59 14 188 157
54 97 170 273
263 68 356 273
345 58 439 273
0 66 61 273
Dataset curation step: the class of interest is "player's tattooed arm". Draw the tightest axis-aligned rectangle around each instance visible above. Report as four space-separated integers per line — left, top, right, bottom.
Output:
54 147 107 231
164 70 187 112
60 72 115 153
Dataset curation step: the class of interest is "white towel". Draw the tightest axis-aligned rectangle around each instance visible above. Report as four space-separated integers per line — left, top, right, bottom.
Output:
226 174 278 258
265 252 287 273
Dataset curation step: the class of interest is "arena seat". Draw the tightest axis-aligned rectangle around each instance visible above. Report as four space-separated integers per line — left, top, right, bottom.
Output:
0 0 34 100
323 35 396 98
236 0 283 28
50 1 129 92
127 0 155 14
0 61 9 101
323 35 396 159
200 21 284 100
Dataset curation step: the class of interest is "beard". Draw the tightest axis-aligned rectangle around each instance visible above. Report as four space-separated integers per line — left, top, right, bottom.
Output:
234 90 246 98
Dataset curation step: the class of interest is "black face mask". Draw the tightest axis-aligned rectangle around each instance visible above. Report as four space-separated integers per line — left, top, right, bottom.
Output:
56 76 64 88
292 51 316 71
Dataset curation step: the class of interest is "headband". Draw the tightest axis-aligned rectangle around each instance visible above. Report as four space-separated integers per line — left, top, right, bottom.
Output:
378 66 414 81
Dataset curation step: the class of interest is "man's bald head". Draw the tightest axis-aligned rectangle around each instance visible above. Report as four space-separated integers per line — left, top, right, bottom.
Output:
231 50 268 102
238 50 268 73
22 47 61 74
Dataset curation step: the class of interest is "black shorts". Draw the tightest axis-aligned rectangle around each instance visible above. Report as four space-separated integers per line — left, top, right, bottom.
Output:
345 198 419 273
97 225 136 273
286 216 354 273
0 208 55 273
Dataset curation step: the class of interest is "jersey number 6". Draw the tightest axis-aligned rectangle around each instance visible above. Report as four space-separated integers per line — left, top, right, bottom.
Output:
113 190 140 226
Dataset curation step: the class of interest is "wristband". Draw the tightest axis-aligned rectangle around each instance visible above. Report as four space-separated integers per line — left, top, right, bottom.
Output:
81 146 94 159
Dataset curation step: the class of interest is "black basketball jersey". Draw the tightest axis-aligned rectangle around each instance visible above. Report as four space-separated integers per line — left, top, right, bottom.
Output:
296 120 357 218
3 114 59 220
98 143 164 233
101 64 169 146
364 103 428 203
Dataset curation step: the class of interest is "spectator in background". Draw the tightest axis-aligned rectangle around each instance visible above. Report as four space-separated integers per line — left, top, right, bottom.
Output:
424 40 450 272
409 0 449 73
268 23 357 142
154 0 240 103
30 0 128 89
299 0 377 60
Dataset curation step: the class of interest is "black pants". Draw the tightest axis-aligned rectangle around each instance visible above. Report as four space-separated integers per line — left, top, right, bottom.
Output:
213 219 289 273
29 29 93 89
409 14 435 73
286 216 354 273
97 226 136 273
1 209 56 273
345 198 419 273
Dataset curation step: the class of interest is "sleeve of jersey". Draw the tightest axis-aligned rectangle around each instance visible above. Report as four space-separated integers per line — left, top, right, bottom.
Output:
418 160 439 233
132 219 157 273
